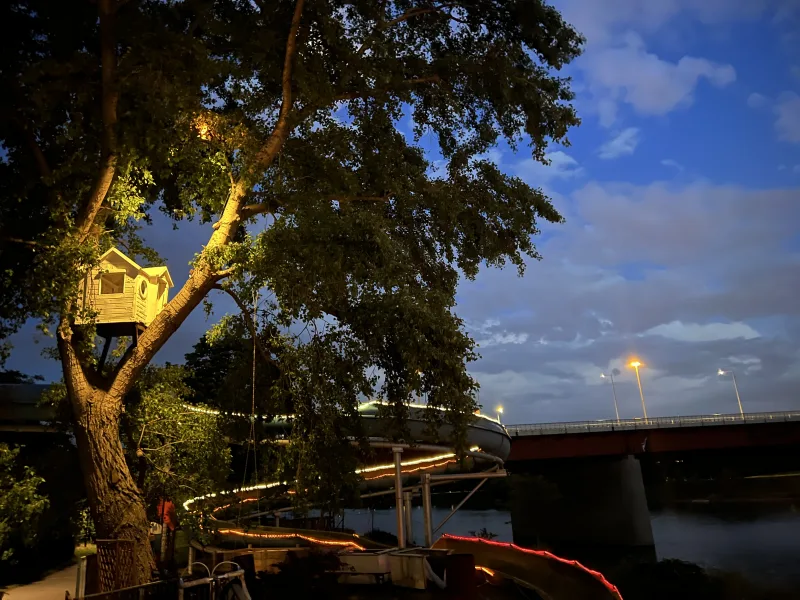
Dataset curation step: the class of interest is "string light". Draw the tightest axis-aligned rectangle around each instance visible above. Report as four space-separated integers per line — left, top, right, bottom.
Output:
358 400 503 425
475 565 495 576
183 481 286 511
362 458 457 481
217 528 365 550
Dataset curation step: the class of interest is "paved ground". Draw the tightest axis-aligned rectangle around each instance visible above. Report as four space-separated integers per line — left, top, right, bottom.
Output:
4 563 77 600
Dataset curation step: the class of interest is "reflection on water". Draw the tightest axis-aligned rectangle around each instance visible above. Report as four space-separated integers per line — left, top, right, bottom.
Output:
651 509 800 585
344 506 800 585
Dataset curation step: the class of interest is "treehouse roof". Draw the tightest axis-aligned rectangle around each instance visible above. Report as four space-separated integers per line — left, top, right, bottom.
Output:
98 248 174 288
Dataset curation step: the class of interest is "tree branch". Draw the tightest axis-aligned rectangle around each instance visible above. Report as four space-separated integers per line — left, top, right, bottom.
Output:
57 322 95 417
75 0 119 244
384 3 463 28
213 285 280 369
251 0 306 171
10 115 53 180
356 3 465 56
292 75 442 126
107 0 307 397
240 194 389 219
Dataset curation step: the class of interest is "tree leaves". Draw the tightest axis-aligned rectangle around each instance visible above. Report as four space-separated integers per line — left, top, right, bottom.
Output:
0 444 49 563
1 0 583 510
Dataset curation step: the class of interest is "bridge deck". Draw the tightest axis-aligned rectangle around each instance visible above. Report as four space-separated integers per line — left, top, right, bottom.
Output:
505 411 800 437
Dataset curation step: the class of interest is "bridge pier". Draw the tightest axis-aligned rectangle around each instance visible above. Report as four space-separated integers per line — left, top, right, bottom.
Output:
510 455 654 559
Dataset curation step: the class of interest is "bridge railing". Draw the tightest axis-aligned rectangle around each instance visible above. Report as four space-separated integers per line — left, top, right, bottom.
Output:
504 411 800 437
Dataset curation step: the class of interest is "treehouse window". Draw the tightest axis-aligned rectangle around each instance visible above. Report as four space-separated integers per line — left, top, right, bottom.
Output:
100 272 125 295
139 280 148 298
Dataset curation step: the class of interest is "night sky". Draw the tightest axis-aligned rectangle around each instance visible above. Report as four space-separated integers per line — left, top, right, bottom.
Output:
7 0 800 425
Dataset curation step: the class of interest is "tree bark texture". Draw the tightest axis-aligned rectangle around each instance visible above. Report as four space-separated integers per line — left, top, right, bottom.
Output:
70 386 156 583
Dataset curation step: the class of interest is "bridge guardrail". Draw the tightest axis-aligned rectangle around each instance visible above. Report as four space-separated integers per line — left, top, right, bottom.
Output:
504 411 800 437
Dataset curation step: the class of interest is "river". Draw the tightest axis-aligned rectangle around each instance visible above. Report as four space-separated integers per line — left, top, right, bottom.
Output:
343 506 800 587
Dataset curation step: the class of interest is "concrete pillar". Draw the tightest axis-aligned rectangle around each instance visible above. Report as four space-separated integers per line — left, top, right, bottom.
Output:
510 455 654 554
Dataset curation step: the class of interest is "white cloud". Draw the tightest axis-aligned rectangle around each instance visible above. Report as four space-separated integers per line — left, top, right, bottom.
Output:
725 355 763 374
643 321 761 343
557 0 770 47
775 92 800 143
747 92 769 109
598 127 641 159
476 332 529 348
580 33 736 126
513 151 583 183
660 158 684 171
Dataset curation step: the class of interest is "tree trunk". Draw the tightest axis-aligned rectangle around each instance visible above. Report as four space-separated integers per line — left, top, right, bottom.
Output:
71 385 155 584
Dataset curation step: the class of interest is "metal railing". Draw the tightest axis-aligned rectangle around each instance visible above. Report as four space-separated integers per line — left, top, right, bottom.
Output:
504 410 800 437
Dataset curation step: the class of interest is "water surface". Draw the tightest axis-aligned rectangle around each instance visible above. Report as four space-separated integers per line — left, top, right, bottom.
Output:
344 506 800 586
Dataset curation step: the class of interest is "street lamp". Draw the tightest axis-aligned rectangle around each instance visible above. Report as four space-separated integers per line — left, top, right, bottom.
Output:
629 360 648 423
717 369 744 418
600 372 621 424
496 405 504 422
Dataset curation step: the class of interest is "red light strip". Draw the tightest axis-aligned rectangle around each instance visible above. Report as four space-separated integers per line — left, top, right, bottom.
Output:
442 534 622 599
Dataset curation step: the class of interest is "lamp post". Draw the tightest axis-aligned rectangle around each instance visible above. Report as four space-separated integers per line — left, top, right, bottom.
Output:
600 372 621 424
718 369 744 418
629 361 648 423
496 406 504 423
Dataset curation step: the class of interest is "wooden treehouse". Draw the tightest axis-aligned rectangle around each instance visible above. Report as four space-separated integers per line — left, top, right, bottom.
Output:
78 248 174 343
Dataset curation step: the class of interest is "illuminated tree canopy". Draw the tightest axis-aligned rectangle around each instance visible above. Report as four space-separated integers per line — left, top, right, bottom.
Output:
0 0 582 582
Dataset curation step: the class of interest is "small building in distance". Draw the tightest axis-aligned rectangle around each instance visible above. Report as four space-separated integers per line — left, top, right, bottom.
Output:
78 248 174 339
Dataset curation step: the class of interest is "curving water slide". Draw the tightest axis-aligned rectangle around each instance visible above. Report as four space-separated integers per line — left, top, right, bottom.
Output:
183 401 622 599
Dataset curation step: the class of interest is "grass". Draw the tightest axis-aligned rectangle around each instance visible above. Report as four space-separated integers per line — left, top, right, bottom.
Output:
74 543 97 559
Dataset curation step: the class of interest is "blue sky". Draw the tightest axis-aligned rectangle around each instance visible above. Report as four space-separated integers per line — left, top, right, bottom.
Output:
7 0 800 424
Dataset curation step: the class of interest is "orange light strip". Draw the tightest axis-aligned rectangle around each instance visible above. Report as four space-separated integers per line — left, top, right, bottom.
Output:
212 497 261 514
362 458 456 481
217 528 365 551
475 565 495 576
357 446 479 475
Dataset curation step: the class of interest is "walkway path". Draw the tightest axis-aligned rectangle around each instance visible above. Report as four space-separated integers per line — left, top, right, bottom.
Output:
4 563 76 600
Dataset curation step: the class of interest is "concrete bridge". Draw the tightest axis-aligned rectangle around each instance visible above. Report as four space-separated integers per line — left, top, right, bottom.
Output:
505 411 800 561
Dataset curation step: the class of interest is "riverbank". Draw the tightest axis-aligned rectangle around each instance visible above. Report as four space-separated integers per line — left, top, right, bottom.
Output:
608 559 798 600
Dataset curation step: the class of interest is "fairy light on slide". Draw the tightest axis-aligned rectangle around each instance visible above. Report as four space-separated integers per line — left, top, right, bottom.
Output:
359 400 503 425
189 445 482 511
443 535 623 599
357 446 480 475
217 528 365 551
362 458 457 481
183 481 286 511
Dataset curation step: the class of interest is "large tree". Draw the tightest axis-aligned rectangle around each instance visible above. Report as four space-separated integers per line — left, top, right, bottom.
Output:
0 0 582 583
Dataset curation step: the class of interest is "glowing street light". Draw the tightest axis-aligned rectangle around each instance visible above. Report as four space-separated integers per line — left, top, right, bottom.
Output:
496 405 504 422
628 360 648 423
600 372 621 424
717 369 744 418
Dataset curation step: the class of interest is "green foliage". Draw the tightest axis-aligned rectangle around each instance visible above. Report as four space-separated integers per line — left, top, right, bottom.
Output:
75 501 96 546
0 444 49 563
124 365 232 512
1 0 584 523
0 370 43 384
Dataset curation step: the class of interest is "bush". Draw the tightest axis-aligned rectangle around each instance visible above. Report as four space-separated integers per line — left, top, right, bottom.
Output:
0 444 49 564
361 528 398 546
